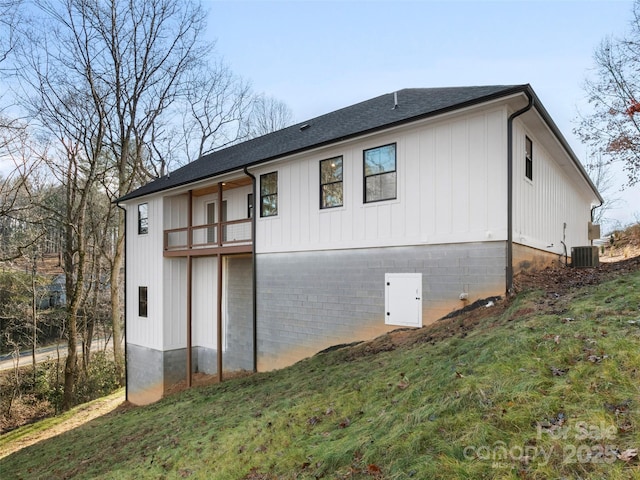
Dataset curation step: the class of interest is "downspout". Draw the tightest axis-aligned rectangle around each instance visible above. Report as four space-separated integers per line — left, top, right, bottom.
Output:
187 190 193 388
115 203 128 402
216 183 223 383
244 166 257 373
506 91 534 295
590 202 603 246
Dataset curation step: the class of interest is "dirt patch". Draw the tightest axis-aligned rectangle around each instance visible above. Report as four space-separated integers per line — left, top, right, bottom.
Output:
514 252 640 296
164 370 254 396
0 391 124 459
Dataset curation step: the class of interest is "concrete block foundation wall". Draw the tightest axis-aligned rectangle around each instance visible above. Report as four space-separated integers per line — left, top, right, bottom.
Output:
256 241 507 371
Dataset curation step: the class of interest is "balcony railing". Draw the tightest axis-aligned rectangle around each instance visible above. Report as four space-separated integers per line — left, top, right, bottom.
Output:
164 219 252 252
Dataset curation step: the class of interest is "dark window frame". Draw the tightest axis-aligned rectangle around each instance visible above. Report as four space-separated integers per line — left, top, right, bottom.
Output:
138 203 148 235
260 172 278 217
320 156 344 209
363 143 397 203
525 136 533 181
138 286 148 318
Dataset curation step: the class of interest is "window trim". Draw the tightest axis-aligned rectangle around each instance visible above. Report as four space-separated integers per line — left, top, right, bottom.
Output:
525 136 533 181
363 143 397 203
319 156 344 209
260 172 278 217
138 286 148 318
137 203 148 235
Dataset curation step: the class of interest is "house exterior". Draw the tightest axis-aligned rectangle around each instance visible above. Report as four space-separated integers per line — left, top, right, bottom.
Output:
117 85 602 405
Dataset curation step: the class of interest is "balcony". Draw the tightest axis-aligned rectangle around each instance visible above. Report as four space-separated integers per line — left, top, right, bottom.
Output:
164 218 253 257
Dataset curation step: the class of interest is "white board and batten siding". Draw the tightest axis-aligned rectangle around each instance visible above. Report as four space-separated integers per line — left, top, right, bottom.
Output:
254 105 510 254
512 119 596 254
191 185 252 229
125 194 165 350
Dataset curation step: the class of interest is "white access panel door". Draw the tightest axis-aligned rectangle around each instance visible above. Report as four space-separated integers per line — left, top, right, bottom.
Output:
384 273 422 327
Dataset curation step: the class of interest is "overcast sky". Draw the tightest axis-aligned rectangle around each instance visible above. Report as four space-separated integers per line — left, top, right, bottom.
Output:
205 0 639 230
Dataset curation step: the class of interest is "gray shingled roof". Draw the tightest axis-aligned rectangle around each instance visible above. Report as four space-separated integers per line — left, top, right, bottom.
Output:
118 85 530 202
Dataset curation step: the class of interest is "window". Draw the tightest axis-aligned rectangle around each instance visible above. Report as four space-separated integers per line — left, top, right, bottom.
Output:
260 172 278 217
320 156 343 209
525 136 533 181
138 203 148 234
364 143 397 203
138 286 148 317
247 193 254 218
206 202 216 244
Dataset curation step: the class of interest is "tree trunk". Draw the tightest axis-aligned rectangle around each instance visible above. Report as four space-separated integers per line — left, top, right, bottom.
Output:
62 320 77 410
31 256 37 386
111 203 125 385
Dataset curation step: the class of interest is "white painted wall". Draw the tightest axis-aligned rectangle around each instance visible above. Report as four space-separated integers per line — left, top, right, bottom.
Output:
512 118 595 254
253 105 509 254
125 194 165 350
192 256 218 349
192 187 252 224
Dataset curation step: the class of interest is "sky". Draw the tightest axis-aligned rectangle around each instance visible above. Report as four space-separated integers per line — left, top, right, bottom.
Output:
204 0 639 231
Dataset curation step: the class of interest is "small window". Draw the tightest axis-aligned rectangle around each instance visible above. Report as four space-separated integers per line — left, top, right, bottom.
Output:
525 136 533 181
260 172 278 217
138 203 148 234
247 193 254 218
206 202 216 244
364 144 397 203
320 156 343 209
138 286 148 317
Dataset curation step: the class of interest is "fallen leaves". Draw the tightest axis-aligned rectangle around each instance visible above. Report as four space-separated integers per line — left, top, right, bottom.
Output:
617 448 638 462
338 418 351 429
550 366 568 376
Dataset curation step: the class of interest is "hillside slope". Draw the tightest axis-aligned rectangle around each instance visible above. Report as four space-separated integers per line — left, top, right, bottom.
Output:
1 257 640 479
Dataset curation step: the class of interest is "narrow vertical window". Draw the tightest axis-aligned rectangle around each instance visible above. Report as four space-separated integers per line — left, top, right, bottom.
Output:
247 193 254 218
206 202 216 244
138 286 148 317
525 136 533 181
138 203 148 234
364 143 397 203
260 172 278 217
320 156 343 209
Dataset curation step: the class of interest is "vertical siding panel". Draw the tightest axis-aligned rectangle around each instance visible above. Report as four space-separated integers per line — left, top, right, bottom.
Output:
164 257 186 350
351 148 366 243
468 115 488 233
377 203 392 240
435 124 453 235
404 133 421 239
486 111 507 235
193 257 217 348
419 128 436 241
451 121 470 234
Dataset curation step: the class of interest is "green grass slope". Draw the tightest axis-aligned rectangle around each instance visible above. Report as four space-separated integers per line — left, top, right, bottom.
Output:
2 267 640 479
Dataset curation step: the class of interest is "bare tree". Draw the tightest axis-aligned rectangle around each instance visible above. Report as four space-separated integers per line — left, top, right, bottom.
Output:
0 0 22 67
584 152 622 228
249 94 293 138
9 0 293 407
576 0 640 187
179 61 253 163
15 0 212 392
